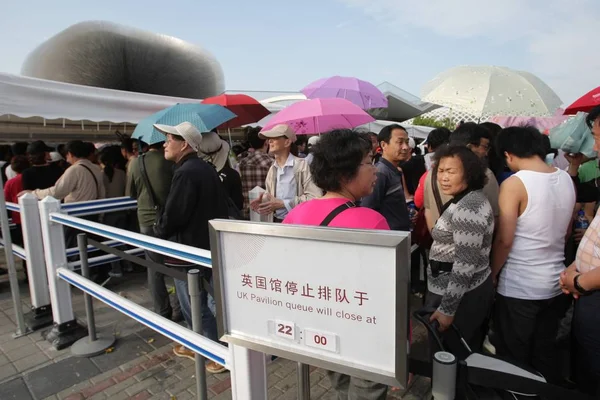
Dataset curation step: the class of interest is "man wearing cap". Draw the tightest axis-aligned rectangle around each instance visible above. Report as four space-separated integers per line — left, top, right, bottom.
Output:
152 122 229 373
304 135 320 165
238 127 273 219
21 140 64 192
250 124 322 222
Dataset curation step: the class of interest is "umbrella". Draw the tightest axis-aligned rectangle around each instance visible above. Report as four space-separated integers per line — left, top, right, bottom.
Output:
201 94 270 128
564 87 600 115
421 66 563 119
131 103 236 145
301 76 388 109
261 98 375 134
549 112 596 158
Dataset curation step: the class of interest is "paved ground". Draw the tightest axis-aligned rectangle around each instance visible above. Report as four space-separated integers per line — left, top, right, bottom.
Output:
0 252 432 399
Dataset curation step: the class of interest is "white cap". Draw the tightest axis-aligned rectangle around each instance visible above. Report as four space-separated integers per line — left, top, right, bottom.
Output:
153 122 203 152
259 124 297 142
409 137 416 149
49 152 64 162
308 136 320 146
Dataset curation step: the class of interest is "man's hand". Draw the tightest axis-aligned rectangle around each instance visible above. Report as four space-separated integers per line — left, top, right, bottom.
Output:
560 263 580 299
249 193 264 212
430 310 454 332
573 228 587 244
257 198 285 215
565 152 587 167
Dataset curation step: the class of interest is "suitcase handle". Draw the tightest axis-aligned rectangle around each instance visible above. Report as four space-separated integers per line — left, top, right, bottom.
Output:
413 308 473 355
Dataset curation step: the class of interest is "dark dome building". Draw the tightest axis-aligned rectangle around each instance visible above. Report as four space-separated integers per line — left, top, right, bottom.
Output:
21 21 225 99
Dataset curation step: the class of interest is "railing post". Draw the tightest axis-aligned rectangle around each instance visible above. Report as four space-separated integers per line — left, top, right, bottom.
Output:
71 234 115 357
188 269 208 400
0 178 29 337
19 193 53 331
297 362 311 399
228 345 268 400
38 197 86 349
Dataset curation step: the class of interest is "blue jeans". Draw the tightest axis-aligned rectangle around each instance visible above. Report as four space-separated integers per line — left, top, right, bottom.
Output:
173 267 218 342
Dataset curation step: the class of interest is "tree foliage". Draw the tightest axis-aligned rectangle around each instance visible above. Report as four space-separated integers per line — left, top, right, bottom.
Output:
412 116 456 130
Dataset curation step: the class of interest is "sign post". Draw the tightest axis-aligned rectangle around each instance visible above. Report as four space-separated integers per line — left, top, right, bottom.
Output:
209 220 411 389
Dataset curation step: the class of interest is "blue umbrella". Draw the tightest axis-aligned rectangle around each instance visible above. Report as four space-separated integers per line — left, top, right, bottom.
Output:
132 103 237 145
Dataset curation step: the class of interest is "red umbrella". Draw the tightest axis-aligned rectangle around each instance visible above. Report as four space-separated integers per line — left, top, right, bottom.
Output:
201 94 270 128
564 86 600 115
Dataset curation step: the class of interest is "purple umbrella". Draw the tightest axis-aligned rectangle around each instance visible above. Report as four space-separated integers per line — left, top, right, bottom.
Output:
261 98 375 135
301 76 388 109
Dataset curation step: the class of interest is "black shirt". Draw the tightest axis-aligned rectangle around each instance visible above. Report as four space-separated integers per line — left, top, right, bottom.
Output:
218 164 244 211
21 164 64 191
361 158 410 231
401 155 426 195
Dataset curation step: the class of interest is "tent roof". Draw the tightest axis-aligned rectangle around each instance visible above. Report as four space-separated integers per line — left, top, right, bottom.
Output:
0 72 280 124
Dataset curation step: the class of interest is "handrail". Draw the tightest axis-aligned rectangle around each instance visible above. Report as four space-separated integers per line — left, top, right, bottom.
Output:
49 213 212 267
61 196 136 210
5 202 19 212
57 267 229 367
0 238 26 260
67 248 145 269
65 239 123 257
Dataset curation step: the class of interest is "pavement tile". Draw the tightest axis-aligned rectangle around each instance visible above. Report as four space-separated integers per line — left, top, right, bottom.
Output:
0 353 9 367
136 328 172 350
24 357 100 400
80 378 115 398
88 366 121 384
0 377 33 400
0 363 17 382
130 390 152 400
124 378 156 396
90 335 153 372
5 343 39 362
147 374 180 395
208 376 231 395
103 376 137 397
13 351 50 372
0 335 34 353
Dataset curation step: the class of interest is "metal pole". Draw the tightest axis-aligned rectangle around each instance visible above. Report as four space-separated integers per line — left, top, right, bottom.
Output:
188 269 208 400
78 234 97 342
297 362 311 400
0 177 28 337
70 234 115 357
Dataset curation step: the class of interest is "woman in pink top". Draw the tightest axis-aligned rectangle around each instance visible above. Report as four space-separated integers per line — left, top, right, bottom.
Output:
283 130 389 230
283 129 389 399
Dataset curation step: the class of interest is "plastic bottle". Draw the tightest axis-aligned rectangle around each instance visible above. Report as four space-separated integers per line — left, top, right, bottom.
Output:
575 210 590 230
407 201 418 231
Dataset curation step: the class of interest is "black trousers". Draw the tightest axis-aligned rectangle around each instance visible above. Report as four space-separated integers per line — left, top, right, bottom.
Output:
572 291 600 396
494 293 570 384
425 275 494 360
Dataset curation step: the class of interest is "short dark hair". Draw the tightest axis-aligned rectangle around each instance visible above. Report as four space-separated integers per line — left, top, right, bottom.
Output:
84 142 97 157
28 152 47 166
247 127 265 150
65 140 89 158
11 142 28 156
121 138 135 153
479 122 502 137
310 129 372 192
378 124 406 145
11 155 30 174
426 128 451 151
434 144 487 191
148 142 164 150
0 145 12 162
586 105 600 129
450 122 491 147
495 126 546 160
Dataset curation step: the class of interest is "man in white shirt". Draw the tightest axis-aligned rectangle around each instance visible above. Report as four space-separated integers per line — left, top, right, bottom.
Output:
491 126 575 383
250 124 321 222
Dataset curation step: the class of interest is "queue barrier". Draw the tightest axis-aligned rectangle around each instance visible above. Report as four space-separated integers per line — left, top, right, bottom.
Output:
37 196 268 399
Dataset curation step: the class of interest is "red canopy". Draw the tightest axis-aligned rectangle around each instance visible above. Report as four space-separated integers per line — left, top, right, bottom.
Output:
202 94 270 128
564 86 600 115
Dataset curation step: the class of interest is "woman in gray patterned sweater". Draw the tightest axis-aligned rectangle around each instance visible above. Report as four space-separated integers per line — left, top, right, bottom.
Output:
426 145 495 357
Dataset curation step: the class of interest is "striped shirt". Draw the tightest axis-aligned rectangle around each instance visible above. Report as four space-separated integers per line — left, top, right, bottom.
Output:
428 190 494 316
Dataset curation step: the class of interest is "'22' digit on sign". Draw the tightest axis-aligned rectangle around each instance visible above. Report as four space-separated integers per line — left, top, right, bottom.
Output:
274 320 296 340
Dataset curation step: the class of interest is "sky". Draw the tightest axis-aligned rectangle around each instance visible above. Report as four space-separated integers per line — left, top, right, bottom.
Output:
1 0 598 105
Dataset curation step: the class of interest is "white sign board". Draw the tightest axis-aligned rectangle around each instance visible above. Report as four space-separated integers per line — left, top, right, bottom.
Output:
209 220 411 387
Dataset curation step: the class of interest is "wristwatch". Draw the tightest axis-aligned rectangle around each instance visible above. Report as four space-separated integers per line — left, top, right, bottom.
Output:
574 274 593 296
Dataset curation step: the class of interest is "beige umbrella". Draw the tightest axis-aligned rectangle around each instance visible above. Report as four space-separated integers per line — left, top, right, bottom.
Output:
421 65 563 119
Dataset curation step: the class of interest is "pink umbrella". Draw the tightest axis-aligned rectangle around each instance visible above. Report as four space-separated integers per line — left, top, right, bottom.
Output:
261 98 375 134
301 76 388 109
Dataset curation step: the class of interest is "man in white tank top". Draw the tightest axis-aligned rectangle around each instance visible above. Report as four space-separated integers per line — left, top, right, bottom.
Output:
490 126 576 383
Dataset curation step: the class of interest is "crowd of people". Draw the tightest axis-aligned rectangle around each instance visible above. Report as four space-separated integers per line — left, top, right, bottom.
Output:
2 105 600 397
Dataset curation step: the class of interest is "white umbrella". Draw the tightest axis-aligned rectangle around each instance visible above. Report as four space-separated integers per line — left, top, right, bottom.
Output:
421 66 563 119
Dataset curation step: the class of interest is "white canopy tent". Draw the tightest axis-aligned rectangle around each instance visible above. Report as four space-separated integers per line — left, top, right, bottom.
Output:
0 73 283 142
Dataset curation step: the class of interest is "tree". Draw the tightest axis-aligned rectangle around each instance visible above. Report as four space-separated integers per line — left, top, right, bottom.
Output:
412 116 456 130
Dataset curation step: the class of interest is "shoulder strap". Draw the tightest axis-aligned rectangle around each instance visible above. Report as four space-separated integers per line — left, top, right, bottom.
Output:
430 167 444 215
139 154 159 209
79 164 99 199
320 201 355 226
